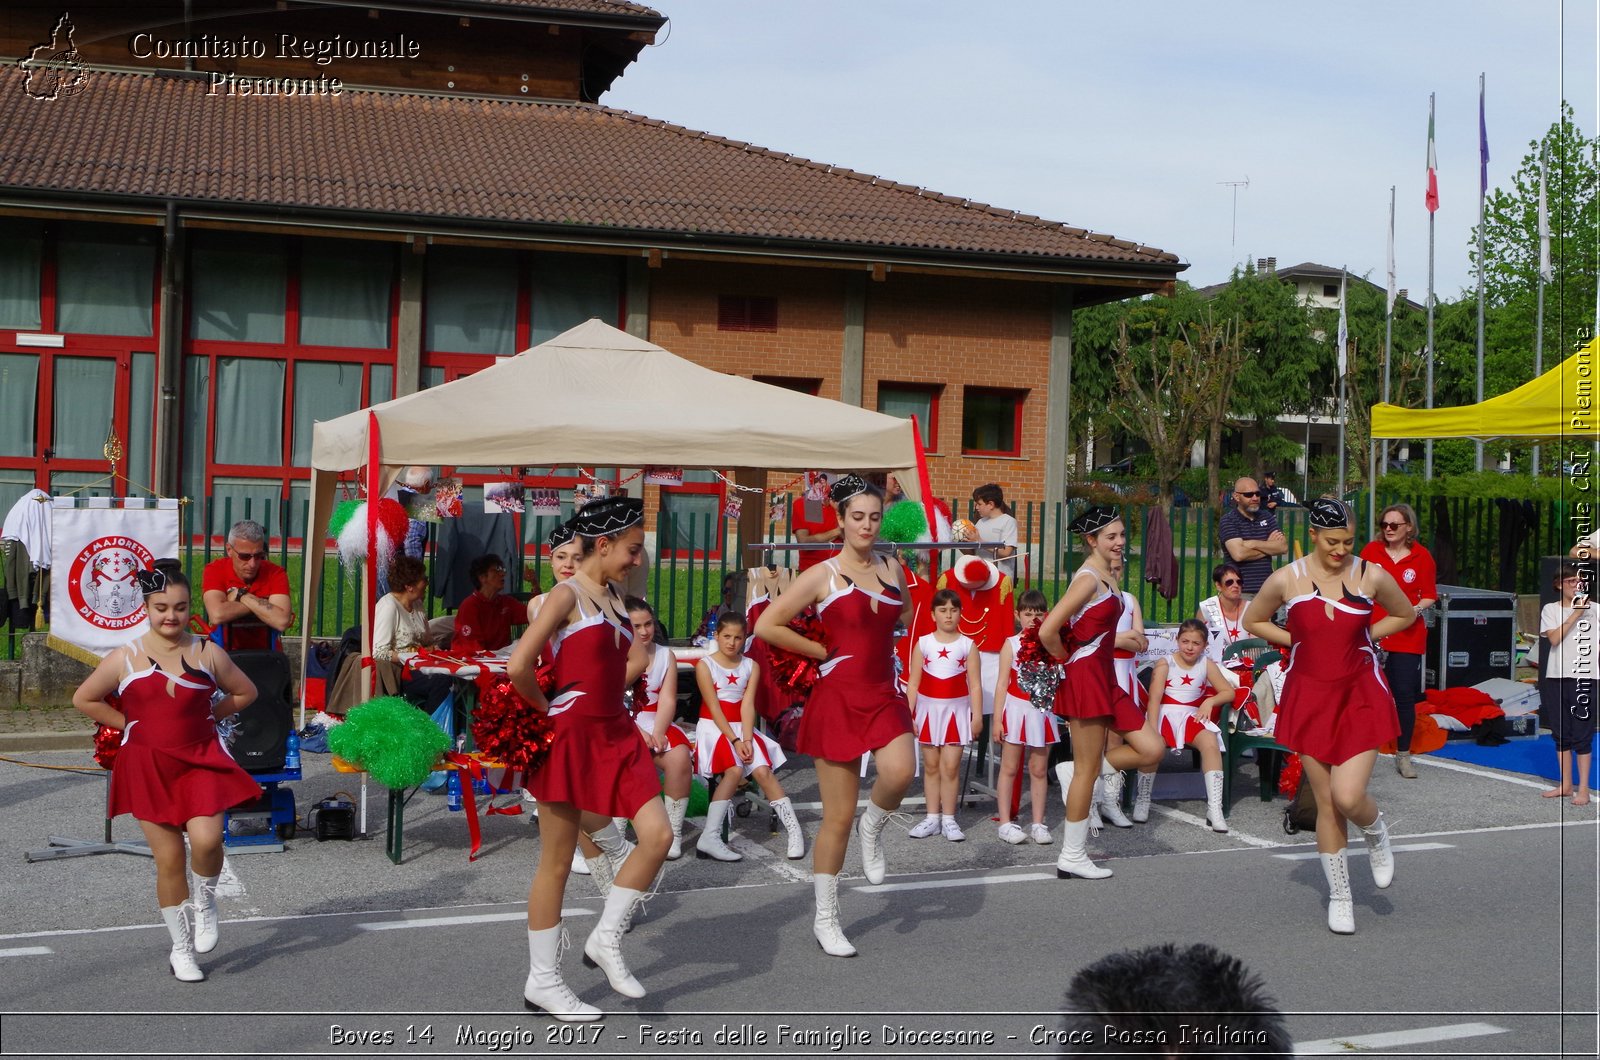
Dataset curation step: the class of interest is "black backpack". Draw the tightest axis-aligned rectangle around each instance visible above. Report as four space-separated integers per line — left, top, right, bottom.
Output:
1282 774 1318 834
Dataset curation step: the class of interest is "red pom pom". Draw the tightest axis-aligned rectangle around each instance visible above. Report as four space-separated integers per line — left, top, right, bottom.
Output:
1278 753 1303 798
765 607 829 698
374 497 410 548
471 676 557 776
93 724 122 770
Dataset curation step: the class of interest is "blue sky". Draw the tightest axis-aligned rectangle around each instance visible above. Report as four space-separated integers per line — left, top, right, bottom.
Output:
606 0 1597 300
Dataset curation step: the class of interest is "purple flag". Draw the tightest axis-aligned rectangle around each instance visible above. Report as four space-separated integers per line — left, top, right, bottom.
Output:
1479 76 1489 197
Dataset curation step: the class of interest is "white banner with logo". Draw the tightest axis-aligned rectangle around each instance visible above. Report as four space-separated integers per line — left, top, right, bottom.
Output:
49 498 181 661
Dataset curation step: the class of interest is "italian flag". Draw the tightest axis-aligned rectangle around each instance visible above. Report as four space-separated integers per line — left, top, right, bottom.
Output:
1425 102 1439 213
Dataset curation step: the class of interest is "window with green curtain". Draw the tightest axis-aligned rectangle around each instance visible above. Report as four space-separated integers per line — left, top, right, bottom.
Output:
877 385 937 449
127 353 155 492
530 252 620 345
0 354 39 457
0 220 42 329
50 471 114 498
0 471 34 522
421 365 446 389
181 357 209 502
209 477 284 541
369 363 394 404
190 234 287 343
214 357 285 466
52 357 116 459
660 492 720 554
299 239 394 348
55 224 155 336
425 246 516 355
292 361 363 465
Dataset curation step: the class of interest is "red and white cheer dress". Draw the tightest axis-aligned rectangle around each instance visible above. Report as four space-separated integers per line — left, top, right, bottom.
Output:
1113 590 1145 704
998 633 1062 748
1273 558 1399 765
106 638 261 827
695 655 787 776
1053 568 1145 731
632 643 690 750
797 557 914 762
528 585 660 817
1156 655 1221 751
912 632 976 746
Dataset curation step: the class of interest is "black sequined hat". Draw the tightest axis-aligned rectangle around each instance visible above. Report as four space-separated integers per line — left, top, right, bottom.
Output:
547 518 577 550
828 473 871 506
571 496 645 537
134 568 167 596
1308 498 1351 530
1069 505 1121 536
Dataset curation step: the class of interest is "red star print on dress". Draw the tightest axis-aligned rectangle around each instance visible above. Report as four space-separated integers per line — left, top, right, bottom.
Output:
936 647 951 659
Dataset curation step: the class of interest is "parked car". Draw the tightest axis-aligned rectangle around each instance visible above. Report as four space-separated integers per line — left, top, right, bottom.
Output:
1095 457 1135 474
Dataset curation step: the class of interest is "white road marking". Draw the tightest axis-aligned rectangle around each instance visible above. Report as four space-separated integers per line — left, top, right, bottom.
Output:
1294 1020 1508 1054
725 831 814 884
0 901 566 942
854 871 1055 894
0 946 52 958
1413 755 1553 789
788 796 927 812
1147 804 1286 848
358 910 591 932
1273 842 1453 860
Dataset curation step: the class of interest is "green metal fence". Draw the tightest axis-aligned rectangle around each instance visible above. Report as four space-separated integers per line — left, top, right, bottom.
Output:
1 491 1572 662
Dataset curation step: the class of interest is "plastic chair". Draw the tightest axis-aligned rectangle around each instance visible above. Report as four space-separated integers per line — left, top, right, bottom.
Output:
1217 649 1290 813
1220 637 1270 669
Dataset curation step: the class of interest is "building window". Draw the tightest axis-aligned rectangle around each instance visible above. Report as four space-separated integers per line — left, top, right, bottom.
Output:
191 233 288 343
961 387 1024 456
425 245 517 355
0 219 43 330
531 252 621 345
877 383 940 450
717 295 777 333
1322 283 1339 299
299 239 395 349
753 374 821 395
57 223 156 337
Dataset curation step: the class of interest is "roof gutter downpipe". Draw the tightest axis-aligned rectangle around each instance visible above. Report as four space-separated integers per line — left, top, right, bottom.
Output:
154 200 184 497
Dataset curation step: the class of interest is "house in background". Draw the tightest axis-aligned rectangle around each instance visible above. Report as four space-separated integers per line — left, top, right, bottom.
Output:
0 0 1183 557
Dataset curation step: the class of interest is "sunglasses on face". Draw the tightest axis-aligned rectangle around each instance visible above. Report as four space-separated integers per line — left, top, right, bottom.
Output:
1219 578 1241 587
232 549 268 562
1236 490 1260 498
1381 521 1407 529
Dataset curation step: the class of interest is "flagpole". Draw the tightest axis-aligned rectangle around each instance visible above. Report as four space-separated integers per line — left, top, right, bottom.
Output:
1474 72 1487 472
1337 269 1348 496
1532 144 1549 477
1384 185 1395 465
1425 93 1437 480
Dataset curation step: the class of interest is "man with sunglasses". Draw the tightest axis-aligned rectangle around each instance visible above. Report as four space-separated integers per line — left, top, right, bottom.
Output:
202 520 295 651
1218 478 1287 595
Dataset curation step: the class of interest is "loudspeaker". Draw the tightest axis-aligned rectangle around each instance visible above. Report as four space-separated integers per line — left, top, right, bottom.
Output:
227 651 293 773
1425 584 1518 690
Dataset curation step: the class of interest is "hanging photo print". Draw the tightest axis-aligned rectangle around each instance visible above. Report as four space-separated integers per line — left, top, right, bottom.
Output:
803 470 829 501
484 481 526 514
722 495 743 521
433 478 463 519
528 488 561 516
574 482 610 507
644 467 684 486
767 496 785 525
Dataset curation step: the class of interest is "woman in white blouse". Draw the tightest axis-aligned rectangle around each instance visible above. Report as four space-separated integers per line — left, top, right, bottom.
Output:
374 555 449 710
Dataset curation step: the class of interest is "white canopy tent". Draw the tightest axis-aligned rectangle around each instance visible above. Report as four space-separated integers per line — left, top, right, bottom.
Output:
301 319 923 708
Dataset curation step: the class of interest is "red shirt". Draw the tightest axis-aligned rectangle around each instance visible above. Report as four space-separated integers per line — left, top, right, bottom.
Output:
1359 540 1436 655
201 557 291 651
791 496 839 572
453 591 526 652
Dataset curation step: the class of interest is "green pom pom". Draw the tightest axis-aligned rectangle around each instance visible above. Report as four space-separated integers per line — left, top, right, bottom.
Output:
687 775 710 818
327 498 363 541
327 695 450 790
880 500 929 544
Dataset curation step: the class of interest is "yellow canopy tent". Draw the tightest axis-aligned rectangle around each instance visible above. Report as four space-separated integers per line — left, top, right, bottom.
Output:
1371 339 1598 441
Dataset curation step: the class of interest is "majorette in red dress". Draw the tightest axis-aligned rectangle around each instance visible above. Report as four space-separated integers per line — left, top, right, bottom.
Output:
1053 568 1145 731
694 655 787 775
528 586 660 817
912 631 975 746
998 632 1062 748
798 558 913 762
106 639 261 827
1272 558 1399 765
1156 654 1221 751
632 643 690 750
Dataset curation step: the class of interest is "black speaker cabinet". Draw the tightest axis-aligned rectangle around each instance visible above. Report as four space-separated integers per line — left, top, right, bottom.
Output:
1424 584 1519 690
230 696 290 772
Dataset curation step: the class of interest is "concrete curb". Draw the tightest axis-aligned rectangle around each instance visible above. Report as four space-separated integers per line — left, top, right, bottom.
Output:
0 731 95 755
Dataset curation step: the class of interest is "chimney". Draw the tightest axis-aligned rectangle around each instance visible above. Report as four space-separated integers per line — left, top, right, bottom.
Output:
1265 256 1276 274
1397 288 1408 303
1256 257 1268 273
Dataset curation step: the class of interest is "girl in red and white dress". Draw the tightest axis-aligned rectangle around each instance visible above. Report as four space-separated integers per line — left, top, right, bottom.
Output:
72 561 260 983
624 597 694 860
755 474 915 957
508 498 672 1019
1038 507 1164 880
528 521 625 888
1244 498 1415 935
994 589 1058 844
906 590 982 842
692 612 805 861
1092 581 1147 830
1135 619 1234 832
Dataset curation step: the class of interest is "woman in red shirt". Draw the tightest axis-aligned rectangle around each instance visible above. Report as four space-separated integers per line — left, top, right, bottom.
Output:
1359 503 1437 779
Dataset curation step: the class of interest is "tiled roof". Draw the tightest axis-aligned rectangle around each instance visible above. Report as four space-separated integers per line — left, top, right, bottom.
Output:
0 67 1180 271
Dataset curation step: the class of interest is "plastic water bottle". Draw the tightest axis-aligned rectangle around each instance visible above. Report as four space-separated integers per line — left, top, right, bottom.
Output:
446 769 463 812
284 728 301 772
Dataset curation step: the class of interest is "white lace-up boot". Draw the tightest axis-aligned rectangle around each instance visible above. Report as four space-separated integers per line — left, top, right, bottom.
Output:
161 904 205 982
582 887 646 998
1099 768 1133 828
1203 770 1229 833
695 800 742 861
1131 771 1156 823
663 796 688 860
191 872 221 954
771 796 806 859
1320 851 1356 934
1054 818 1113 879
857 802 892 884
1359 811 1394 888
812 873 857 957
524 926 601 1021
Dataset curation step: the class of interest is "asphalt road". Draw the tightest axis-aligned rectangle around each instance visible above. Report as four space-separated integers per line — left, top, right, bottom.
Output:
0 746 1595 1058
